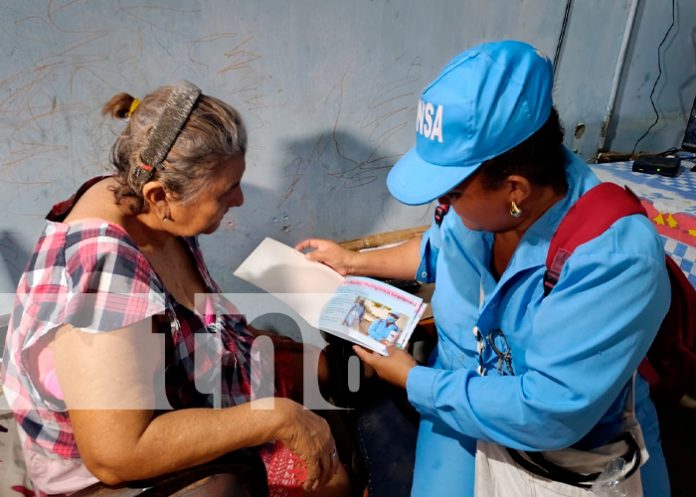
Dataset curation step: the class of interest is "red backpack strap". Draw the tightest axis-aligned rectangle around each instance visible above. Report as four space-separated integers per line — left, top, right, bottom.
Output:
544 183 647 296
638 255 696 402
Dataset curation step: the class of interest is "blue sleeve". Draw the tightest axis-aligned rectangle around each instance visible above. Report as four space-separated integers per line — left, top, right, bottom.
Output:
368 320 379 335
415 213 448 284
406 218 670 450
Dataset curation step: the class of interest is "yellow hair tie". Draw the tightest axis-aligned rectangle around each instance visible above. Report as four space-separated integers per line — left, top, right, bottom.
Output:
127 98 140 118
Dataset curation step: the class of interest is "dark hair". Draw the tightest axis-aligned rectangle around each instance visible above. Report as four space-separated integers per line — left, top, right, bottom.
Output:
101 86 246 214
476 107 567 194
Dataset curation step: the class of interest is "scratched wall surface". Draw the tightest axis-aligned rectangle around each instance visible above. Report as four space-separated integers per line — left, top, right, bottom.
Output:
0 0 690 298
608 0 696 154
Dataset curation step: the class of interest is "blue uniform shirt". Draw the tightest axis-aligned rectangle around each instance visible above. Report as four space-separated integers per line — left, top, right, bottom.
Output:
368 318 400 341
406 151 671 497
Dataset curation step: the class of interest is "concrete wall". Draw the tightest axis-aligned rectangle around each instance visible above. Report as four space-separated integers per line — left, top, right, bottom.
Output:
609 0 696 154
0 0 694 299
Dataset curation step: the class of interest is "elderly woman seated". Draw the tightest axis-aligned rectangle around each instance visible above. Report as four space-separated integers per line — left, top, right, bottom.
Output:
0 82 350 497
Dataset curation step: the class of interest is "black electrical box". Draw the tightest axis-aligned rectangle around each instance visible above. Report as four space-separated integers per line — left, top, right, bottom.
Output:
631 155 681 177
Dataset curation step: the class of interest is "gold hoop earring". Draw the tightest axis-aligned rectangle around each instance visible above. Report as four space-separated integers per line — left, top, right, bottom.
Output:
510 200 522 218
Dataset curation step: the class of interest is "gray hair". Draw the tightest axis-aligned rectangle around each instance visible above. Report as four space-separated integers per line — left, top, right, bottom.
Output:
102 85 247 213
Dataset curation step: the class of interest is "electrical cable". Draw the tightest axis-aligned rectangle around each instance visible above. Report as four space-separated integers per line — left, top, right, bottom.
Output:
631 0 677 157
553 0 573 78
656 147 679 156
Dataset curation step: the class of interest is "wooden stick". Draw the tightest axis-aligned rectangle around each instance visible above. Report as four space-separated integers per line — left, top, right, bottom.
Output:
338 226 428 251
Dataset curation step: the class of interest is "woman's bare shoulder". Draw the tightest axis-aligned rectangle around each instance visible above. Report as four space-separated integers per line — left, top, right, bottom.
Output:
62 177 129 227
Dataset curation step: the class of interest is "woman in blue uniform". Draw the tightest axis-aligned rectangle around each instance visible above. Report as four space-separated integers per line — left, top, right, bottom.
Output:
367 312 400 343
297 40 670 497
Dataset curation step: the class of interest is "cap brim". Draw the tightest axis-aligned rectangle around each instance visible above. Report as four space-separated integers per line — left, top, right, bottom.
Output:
386 147 481 206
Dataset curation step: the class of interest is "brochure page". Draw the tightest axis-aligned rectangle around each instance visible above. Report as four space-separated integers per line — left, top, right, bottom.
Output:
318 276 425 355
234 238 426 355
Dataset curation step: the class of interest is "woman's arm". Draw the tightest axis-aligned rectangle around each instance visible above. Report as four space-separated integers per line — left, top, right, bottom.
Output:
406 248 670 450
53 320 338 491
295 236 422 280
356 221 672 452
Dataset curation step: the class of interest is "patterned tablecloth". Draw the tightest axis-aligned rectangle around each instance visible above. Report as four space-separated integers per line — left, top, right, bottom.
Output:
590 161 696 288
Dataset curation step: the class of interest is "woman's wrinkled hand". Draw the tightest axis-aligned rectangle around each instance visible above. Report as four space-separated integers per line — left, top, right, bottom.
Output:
294 238 357 276
275 398 339 491
352 345 417 389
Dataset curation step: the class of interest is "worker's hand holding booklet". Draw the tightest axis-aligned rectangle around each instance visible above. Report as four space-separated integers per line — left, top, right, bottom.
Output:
233 237 427 355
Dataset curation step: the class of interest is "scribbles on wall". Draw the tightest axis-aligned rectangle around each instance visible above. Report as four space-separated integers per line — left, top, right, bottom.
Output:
0 0 570 293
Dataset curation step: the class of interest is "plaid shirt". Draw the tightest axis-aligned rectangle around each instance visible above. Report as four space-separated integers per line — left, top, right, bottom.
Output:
1 178 256 470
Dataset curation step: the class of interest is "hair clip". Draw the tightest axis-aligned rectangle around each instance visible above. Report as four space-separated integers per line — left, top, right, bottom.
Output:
130 81 201 185
126 98 140 118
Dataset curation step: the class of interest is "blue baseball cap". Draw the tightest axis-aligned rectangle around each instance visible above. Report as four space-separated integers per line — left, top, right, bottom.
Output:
387 40 554 205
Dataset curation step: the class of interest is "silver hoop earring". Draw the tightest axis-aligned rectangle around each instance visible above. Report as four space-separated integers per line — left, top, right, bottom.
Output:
510 200 522 218
162 213 170 222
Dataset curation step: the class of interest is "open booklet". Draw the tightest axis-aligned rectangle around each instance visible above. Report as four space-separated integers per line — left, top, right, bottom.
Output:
233 237 427 355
